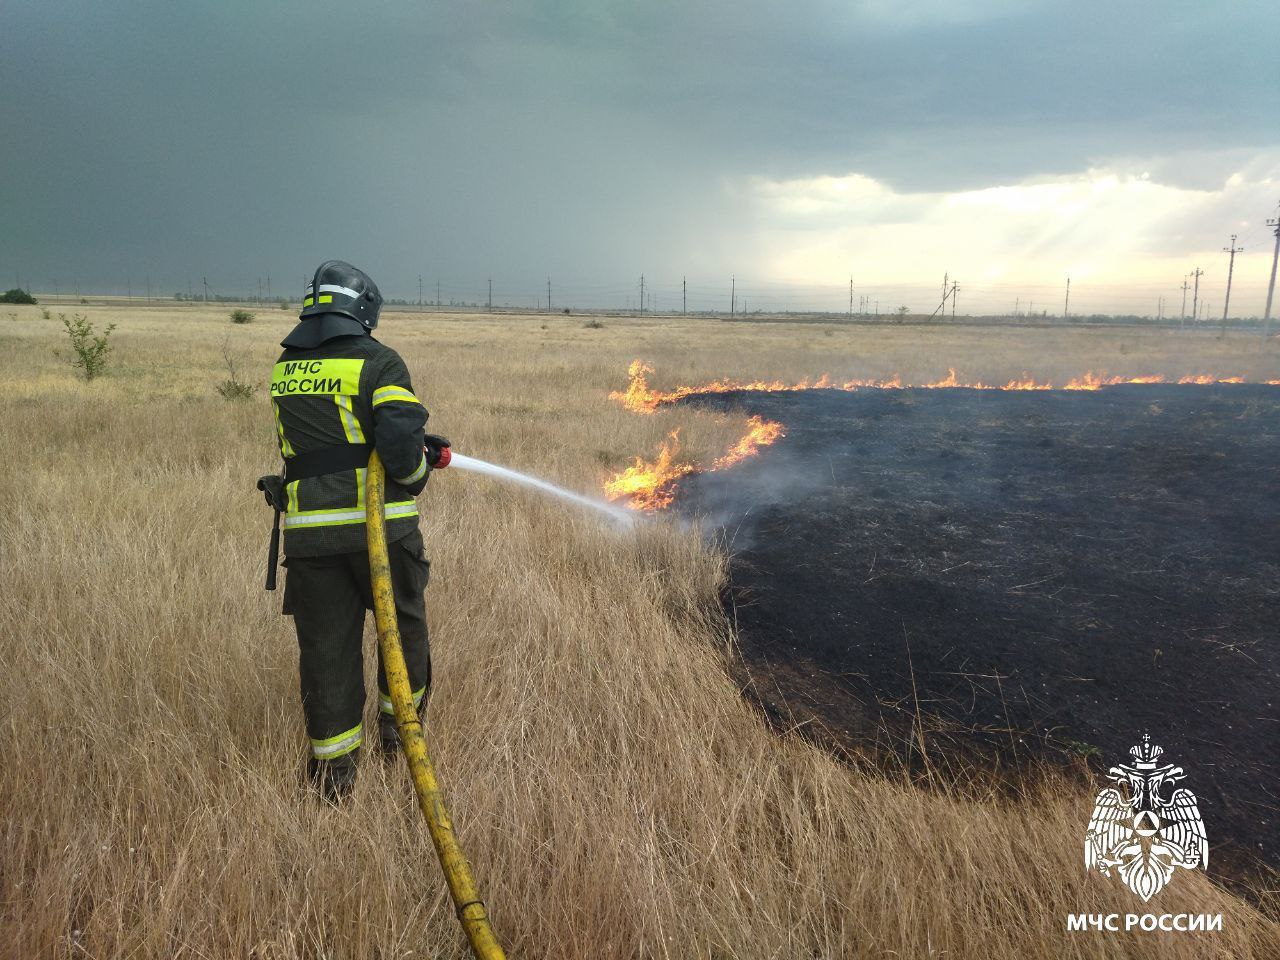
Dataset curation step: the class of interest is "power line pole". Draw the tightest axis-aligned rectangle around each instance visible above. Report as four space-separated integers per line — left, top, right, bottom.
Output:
1222 234 1242 325
1190 268 1203 324
639 274 645 314
267 275 271 302
1180 275 1190 330
547 277 551 311
1063 276 1070 319
1264 203 1279 337
682 276 687 315
488 277 492 310
730 275 735 316
418 275 423 306
951 282 958 319
203 276 209 302
849 275 854 317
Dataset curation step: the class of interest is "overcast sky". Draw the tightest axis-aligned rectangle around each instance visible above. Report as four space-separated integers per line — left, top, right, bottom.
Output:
3 1 1278 314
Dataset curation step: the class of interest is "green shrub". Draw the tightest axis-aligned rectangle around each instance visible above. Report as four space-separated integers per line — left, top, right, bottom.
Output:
60 313 116 380
1 288 36 304
230 309 255 324
216 338 257 400
41 308 51 319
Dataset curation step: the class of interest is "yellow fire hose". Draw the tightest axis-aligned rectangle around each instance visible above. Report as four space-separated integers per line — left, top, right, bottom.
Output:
365 451 506 960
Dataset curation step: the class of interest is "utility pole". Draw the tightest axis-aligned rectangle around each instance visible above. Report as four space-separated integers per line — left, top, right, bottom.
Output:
1180 275 1190 329
682 275 687 315
639 274 645 314
436 280 441 306
730 275 735 316
1063 277 1070 319
951 282 958 319
547 277 551 311
849 276 854 317
1015 297 1020 319
1264 203 1279 337
488 277 492 310
1222 235 1242 325
418 275 423 306
203 276 209 302
1190 267 1203 324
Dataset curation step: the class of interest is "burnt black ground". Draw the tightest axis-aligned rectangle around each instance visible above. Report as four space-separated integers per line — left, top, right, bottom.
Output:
677 385 1279 872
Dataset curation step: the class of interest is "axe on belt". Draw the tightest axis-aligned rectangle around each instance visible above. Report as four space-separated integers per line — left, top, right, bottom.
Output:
256 475 286 591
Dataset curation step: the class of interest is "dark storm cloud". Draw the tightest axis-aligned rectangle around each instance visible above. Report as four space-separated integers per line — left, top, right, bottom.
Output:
2 0 1276 298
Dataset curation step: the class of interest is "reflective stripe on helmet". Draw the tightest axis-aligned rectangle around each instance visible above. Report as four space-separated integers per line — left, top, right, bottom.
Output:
319 284 361 299
394 451 428 486
282 501 418 529
311 723 363 759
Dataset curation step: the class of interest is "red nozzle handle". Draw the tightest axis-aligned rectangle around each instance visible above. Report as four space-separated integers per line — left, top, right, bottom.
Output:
425 434 452 469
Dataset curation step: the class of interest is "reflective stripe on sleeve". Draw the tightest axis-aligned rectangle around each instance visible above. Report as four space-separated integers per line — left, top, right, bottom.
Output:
380 686 427 716
311 723 363 759
282 501 418 529
372 385 422 407
394 452 428 486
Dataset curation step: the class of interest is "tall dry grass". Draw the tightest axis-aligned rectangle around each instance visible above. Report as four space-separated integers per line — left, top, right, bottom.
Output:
1 304 1276 958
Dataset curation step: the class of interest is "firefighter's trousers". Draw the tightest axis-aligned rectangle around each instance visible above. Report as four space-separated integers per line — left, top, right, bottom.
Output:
283 526 432 772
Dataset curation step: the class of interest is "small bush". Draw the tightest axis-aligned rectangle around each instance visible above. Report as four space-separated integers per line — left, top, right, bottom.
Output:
1 288 36 304
279 301 290 310
60 313 116 380
216 337 257 400
41 308 51 319
582 319 605 329
230 309 255 324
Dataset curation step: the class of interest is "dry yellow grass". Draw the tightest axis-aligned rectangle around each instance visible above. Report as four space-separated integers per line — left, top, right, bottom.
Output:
1 303 1276 958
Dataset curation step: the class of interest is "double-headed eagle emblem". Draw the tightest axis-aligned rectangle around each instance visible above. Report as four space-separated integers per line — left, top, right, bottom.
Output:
1085 735 1208 901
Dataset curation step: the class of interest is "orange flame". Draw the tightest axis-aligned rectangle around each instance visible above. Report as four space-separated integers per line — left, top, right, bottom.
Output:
611 360 1270 410
605 362 1277 511
605 416 785 511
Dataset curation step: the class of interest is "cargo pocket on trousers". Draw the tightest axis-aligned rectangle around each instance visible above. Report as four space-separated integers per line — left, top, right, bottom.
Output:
404 539 430 590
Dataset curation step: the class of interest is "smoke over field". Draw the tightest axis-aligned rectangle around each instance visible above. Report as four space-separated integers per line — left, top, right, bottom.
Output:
663 384 1280 872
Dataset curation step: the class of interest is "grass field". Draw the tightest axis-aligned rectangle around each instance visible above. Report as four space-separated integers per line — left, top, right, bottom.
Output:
1 302 1276 958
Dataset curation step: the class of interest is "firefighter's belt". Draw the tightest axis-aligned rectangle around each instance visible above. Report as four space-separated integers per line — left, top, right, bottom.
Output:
284 443 375 483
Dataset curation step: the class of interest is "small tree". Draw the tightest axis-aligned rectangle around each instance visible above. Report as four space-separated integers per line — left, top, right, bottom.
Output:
215 336 257 400
1 288 36 304
896 305 910 317
230 308 255 324
60 313 116 380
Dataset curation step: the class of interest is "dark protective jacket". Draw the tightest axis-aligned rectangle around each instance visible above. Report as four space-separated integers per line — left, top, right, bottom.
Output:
271 332 429 557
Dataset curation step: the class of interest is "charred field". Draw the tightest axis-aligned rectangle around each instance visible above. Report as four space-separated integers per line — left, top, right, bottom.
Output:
677 383 1279 874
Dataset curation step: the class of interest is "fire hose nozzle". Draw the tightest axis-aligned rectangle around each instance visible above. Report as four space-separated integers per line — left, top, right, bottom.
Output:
425 434 452 469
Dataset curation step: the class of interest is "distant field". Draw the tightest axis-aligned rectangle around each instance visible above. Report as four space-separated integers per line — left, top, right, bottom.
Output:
1 302 1276 958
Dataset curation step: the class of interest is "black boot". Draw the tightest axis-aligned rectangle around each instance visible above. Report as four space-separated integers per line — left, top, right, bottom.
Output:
378 713 400 757
307 754 358 804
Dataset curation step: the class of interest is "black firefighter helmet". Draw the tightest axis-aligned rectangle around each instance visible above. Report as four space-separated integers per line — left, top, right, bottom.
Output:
281 260 383 348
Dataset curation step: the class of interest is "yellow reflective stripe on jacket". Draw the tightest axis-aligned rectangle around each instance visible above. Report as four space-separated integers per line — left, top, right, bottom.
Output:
286 480 299 514
271 400 295 457
354 467 367 509
311 723 363 759
394 451 428 486
372 385 421 407
380 685 426 716
270 358 364 398
282 501 418 529
334 394 366 442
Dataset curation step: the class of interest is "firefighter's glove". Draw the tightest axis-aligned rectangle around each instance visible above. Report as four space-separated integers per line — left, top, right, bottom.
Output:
256 474 286 511
424 434 452 469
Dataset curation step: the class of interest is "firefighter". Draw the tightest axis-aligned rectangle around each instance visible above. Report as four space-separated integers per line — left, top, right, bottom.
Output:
264 260 448 802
